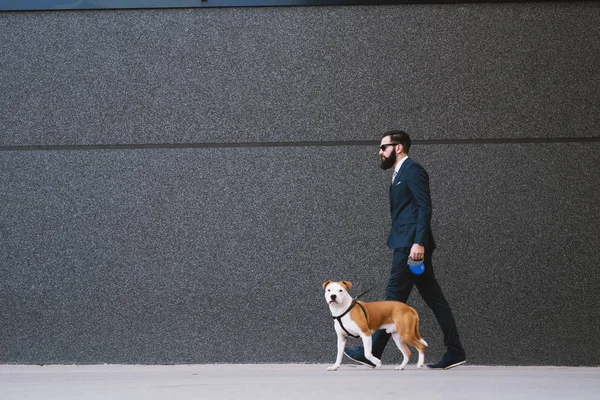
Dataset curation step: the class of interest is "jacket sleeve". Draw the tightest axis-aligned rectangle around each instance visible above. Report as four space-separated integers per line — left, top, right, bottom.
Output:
406 163 432 245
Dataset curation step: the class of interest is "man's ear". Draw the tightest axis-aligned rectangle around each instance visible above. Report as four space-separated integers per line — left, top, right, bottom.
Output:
322 280 332 289
340 281 353 291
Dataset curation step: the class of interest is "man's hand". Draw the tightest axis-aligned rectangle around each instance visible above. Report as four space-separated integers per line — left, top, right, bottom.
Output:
410 243 425 261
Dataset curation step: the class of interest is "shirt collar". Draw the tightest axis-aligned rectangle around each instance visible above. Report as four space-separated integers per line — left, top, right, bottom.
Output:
394 156 409 176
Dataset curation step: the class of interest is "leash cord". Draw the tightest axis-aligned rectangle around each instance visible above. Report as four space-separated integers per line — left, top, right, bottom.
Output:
354 287 374 300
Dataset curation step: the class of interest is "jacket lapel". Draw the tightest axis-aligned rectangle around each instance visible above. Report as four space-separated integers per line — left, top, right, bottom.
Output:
393 157 411 185
390 158 411 203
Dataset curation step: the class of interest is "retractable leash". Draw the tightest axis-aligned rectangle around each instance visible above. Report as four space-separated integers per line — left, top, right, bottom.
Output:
408 257 425 275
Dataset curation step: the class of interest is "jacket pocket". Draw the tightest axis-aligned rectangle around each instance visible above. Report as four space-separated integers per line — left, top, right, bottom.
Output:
392 223 416 238
394 217 417 226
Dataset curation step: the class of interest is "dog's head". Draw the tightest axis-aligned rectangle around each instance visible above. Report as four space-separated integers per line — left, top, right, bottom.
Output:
322 280 353 305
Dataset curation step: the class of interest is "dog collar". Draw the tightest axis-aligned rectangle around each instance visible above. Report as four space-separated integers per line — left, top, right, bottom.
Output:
333 300 368 338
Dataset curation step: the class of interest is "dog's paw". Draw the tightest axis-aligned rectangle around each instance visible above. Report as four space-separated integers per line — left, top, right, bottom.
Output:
327 365 339 371
395 365 405 371
374 361 383 369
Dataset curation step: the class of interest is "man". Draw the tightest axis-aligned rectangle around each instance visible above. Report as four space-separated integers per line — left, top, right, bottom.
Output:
344 130 466 369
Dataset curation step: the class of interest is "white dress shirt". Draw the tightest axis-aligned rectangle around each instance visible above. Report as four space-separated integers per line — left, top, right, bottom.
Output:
392 156 408 182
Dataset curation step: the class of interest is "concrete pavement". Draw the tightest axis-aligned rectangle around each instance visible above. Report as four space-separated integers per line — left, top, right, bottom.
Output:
2 364 599 400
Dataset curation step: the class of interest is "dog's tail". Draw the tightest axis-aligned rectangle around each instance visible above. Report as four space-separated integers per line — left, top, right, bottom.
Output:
412 308 428 347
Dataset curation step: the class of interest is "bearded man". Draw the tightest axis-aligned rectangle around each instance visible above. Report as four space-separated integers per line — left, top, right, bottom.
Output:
344 130 467 370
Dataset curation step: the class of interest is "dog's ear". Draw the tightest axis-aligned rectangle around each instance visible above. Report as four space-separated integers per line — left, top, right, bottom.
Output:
322 280 332 289
340 281 353 291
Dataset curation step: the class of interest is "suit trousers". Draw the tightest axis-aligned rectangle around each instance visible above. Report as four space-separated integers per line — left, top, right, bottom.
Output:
371 247 465 358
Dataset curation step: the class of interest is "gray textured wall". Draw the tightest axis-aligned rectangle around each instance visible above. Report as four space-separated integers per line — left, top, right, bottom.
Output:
1 2 599 366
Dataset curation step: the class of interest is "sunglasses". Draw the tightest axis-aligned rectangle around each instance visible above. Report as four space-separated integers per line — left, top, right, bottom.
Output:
379 143 399 151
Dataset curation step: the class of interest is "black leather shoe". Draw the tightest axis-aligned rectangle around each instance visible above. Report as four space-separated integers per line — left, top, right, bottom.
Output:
426 352 466 370
343 347 376 368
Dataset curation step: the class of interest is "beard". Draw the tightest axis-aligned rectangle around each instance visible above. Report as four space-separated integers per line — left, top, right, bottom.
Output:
380 151 396 170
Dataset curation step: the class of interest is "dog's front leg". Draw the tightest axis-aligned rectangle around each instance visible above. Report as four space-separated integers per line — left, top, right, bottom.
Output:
361 334 382 368
327 333 347 371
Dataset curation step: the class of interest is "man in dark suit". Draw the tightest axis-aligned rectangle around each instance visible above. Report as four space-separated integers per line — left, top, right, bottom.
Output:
345 130 466 369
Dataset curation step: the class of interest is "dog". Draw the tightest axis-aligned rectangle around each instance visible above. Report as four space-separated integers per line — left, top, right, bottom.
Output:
323 280 427 371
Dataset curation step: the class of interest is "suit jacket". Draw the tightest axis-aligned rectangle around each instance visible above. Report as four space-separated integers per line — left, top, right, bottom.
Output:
387 157 436 250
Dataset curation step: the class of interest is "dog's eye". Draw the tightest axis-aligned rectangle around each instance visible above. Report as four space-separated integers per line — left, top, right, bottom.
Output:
339 289 342 293
327 289 330 292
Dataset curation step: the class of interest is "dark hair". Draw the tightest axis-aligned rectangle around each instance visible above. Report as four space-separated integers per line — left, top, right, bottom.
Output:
382 130 411 154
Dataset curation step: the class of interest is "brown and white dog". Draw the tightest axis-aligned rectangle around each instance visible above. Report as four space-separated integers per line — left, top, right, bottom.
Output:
323 280 427 371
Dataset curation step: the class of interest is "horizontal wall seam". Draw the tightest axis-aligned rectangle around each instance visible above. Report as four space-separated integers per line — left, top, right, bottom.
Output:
5 1 593 13
1 137 599 152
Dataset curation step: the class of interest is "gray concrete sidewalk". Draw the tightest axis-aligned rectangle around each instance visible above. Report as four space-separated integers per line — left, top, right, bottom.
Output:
1 364 599 400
